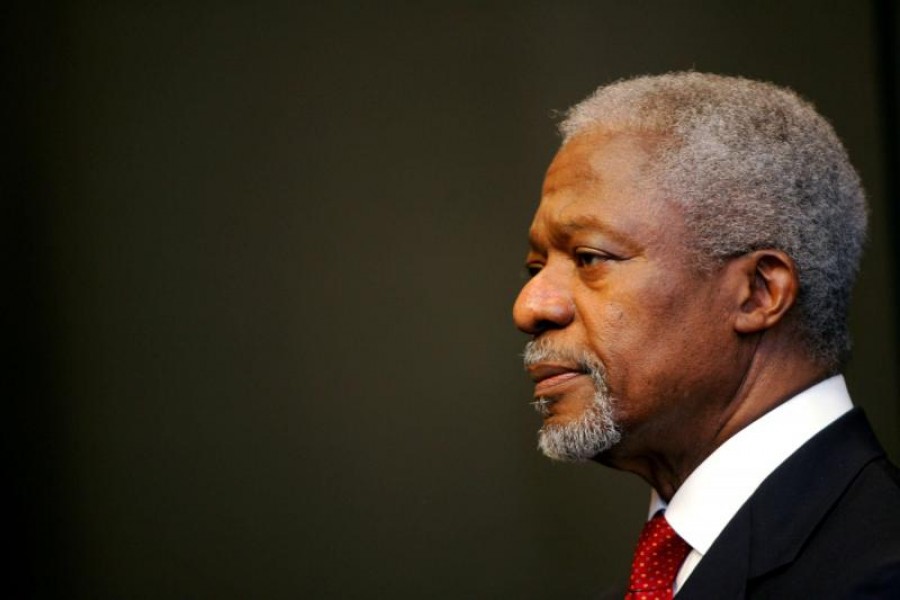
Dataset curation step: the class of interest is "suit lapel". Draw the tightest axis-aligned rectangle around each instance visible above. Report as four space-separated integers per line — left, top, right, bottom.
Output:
676 508 751 599
675 409 884 599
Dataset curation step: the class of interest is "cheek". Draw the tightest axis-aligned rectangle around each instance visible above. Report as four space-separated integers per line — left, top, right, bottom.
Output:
576 271 707 366
586 294 701 392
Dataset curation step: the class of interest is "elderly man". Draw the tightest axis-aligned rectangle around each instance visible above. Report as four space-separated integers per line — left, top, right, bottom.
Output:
513 72 900 598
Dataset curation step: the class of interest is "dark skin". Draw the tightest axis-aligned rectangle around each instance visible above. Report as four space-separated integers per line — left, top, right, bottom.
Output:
513 131 828 501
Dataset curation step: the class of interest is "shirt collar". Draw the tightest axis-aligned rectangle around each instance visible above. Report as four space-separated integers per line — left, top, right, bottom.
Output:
648 375 853 555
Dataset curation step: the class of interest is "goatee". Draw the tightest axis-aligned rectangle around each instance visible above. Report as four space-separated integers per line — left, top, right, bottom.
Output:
523 339 622 461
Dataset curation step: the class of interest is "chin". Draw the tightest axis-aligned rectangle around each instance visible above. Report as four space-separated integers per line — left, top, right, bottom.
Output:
537 414 622 462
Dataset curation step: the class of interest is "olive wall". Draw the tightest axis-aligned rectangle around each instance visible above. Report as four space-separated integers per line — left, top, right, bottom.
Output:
8 1 897 598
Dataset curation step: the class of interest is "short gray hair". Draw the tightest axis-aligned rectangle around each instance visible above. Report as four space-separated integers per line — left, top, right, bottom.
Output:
560 72 867 371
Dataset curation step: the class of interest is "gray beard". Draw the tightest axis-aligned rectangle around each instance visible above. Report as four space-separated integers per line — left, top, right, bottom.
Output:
523 339 622 462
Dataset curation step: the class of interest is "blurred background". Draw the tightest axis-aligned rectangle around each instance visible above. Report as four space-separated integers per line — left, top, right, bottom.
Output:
6 1 898 598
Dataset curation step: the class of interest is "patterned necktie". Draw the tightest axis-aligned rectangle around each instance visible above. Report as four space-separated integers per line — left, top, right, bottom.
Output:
625 511 691 599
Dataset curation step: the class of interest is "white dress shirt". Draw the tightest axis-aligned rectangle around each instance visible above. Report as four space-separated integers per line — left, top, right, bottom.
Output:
646 375 854 594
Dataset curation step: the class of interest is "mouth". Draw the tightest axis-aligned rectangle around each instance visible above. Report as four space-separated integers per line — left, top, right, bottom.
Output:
527 364 589 397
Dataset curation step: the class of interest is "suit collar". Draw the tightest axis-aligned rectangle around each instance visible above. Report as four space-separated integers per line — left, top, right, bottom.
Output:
677 409 885 599
745 408 884 576
661 375 853 557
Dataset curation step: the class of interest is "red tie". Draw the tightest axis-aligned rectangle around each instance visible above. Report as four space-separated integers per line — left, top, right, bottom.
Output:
625 512 691 599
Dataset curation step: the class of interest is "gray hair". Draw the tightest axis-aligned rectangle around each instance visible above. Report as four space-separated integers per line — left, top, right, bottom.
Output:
560 72 867 370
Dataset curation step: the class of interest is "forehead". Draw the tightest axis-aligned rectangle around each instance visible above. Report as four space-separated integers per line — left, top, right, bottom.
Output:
542 132 652 198
531 132 680 246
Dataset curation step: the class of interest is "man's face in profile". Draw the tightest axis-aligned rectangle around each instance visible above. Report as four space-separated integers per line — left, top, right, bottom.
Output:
513 132 743 466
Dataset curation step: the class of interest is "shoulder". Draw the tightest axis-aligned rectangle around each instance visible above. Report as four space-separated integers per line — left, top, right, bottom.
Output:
679 411 900 599
750 456 900 598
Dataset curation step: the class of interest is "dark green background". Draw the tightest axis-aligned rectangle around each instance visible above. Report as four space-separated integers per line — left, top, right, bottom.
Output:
7 1 898 598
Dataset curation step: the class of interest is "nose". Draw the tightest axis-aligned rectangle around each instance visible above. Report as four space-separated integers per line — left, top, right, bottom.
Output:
513 267 575 335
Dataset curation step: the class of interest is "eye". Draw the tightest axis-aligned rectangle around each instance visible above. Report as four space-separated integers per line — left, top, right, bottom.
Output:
574 248 613 268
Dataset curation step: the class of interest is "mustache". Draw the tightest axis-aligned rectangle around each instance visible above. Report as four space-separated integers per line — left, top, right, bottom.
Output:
522 338 611 405
522 338 593 372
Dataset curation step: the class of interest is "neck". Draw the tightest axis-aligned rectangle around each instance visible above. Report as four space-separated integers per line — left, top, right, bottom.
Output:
600 337 830 501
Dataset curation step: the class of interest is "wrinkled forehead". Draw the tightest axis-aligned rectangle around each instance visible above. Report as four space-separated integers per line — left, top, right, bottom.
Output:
542 131 660 198
538 132 665 222
530 131 689 251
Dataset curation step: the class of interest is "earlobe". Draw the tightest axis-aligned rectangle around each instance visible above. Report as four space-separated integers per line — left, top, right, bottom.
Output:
733 250 798 334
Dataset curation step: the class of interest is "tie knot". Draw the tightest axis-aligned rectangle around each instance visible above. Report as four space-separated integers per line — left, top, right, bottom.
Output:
626 512 691 599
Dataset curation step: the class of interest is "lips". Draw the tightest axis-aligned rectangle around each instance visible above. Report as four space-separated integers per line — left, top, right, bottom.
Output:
527 364 588 396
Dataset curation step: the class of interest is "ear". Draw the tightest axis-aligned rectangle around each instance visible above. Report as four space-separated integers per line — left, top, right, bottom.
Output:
730 250 799 334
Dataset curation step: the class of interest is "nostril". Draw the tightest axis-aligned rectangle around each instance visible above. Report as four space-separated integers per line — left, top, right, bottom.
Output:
532 318 561 335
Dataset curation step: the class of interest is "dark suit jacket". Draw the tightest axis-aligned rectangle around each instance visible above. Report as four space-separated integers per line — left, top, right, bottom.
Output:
599 409 900 599
677 408 900 598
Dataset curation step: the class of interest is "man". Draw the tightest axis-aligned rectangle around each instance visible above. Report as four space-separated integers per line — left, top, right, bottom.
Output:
513 72 900 598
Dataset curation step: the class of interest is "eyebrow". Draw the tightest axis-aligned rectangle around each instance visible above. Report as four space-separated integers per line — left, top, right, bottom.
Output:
559 215 616 235
528 214 639 254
